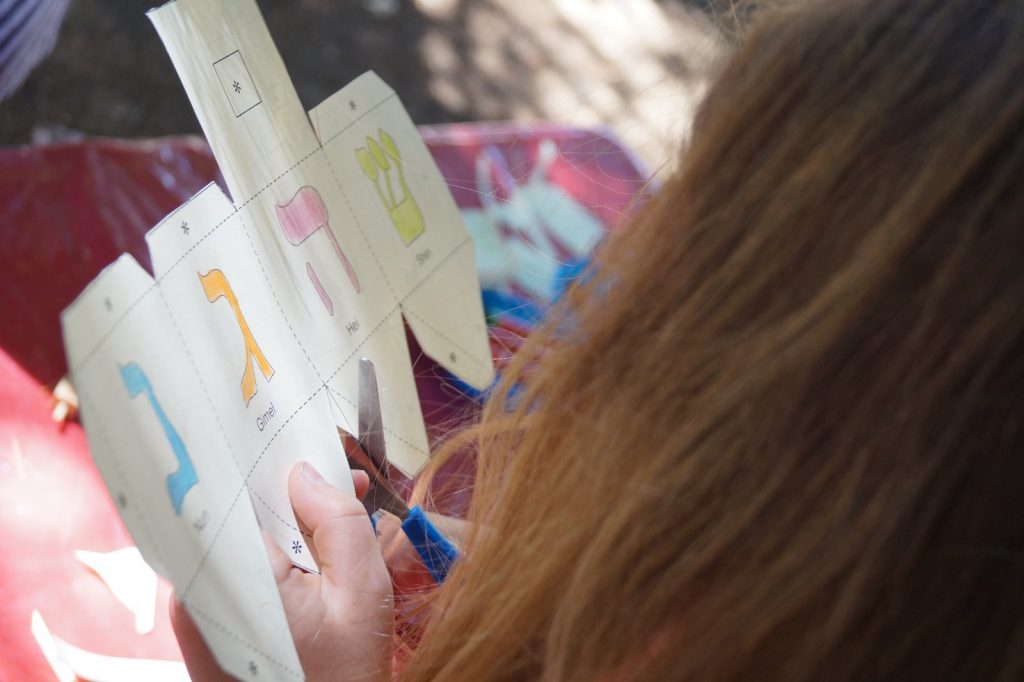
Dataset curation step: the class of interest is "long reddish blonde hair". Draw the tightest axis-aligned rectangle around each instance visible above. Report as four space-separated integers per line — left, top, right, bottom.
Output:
404 0 1024 678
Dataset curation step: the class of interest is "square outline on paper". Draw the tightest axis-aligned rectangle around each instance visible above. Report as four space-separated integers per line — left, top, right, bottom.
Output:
212 50 262 118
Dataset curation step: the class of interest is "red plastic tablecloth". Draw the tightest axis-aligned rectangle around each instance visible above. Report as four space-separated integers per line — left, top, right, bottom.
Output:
0 123 649 680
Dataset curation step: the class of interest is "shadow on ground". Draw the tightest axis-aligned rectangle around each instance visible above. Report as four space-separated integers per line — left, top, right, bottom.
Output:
0 0 725 169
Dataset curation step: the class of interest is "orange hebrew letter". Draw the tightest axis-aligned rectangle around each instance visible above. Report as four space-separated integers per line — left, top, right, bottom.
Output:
199 269 274 405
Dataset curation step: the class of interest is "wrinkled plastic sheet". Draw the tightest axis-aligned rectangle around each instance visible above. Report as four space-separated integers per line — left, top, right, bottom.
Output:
0 137 220 385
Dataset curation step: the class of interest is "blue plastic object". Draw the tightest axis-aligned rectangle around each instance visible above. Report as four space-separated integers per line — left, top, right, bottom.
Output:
402 505 460 583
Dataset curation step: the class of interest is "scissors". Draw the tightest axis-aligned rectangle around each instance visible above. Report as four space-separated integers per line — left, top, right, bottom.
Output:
346 357 460 583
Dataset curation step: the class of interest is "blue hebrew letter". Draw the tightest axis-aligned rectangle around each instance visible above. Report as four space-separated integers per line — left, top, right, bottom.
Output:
120 362 198 515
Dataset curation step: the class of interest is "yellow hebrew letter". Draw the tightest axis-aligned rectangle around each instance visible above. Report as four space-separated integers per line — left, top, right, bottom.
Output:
199 269 274 405
355 129 425 246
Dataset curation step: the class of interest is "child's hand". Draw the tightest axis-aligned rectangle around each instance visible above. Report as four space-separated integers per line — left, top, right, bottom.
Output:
171 463 394 681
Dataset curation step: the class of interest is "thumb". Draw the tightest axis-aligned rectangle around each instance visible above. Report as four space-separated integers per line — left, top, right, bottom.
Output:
288 462 384 585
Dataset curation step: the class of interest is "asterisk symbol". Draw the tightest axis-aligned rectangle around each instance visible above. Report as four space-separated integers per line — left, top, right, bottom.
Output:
449 352 457 363
248 660 258 675
349 99 356 110
233 80 242 94
292 540 302 554
104 298 112 312
116 493 127 508
181 221 189 235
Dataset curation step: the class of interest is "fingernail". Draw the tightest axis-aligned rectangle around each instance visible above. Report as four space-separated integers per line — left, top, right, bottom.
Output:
299 462 325 485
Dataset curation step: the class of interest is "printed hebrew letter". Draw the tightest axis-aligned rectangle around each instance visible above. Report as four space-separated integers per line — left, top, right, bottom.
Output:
356 130 425 246
305 262 333 315
199 269 275 405
119 362 198 515
275 185 361 316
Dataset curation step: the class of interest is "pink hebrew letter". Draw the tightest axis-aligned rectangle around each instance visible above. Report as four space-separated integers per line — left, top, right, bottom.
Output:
275 186 361 316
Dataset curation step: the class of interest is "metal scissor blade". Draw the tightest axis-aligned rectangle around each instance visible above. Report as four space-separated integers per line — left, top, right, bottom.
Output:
342 426 408 518
366 479 410 519
358 357 389 472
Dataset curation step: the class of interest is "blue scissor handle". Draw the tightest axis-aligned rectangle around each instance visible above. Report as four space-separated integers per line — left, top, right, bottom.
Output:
402 505 459 583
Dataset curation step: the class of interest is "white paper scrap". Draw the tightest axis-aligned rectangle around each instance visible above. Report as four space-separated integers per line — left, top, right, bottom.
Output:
31 610 189 682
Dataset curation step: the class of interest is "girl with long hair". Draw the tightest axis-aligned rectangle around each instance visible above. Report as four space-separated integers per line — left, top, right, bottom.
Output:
175 0 1024 678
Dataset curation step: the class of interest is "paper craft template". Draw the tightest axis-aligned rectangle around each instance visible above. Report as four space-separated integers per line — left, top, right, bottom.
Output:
60 0 494 679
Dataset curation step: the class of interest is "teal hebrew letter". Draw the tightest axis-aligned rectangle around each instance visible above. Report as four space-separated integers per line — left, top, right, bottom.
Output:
120 362 198 515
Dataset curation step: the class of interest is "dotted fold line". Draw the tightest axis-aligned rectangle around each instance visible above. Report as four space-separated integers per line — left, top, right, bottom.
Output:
185 602 303 679
84 398 169 573
178 473 250 599
179 385 326 598
322 237 473 388
321 125 398 302
156 287 248 478
329 387 428 455
85 392 295 677
250 487 309 538
404 307 489 371
317 93 395 148
237 212 326 384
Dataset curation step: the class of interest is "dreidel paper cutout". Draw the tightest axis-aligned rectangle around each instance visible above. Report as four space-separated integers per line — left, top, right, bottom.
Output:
149 0 447 476
63 0 497 677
